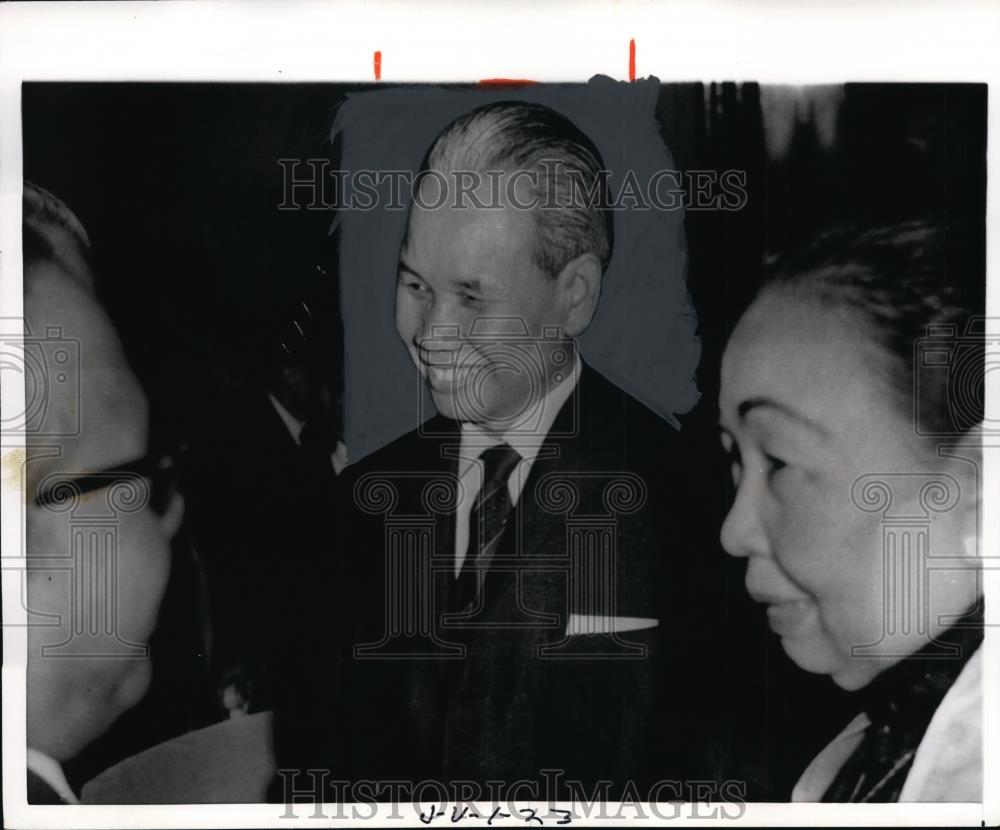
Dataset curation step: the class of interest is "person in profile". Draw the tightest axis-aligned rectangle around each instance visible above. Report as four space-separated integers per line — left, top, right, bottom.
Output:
276 100 718 797
20 183 184 803
718 222 983 801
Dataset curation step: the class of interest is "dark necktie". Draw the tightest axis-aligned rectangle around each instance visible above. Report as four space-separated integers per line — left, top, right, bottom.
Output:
449 442 522 614
820 714 914 802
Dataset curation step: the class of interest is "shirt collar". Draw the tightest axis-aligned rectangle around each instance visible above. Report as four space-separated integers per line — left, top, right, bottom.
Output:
459 353 581 464
26 748 79 804
267 393 305 445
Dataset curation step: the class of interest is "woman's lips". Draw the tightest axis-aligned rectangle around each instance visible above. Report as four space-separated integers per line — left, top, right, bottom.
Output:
765 599 815 637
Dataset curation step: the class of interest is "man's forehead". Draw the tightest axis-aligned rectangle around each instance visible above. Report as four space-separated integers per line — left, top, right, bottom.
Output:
406 180 536 253
23 262 148 488
402 217 539 300
414 164 537 204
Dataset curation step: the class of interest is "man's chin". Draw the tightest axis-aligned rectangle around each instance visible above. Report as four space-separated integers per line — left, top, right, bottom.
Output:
428 390 510 428
428 389 460 421
427 378 544 428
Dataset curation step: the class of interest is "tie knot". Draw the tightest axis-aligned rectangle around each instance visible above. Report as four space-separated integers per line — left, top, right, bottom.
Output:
479 442 522 492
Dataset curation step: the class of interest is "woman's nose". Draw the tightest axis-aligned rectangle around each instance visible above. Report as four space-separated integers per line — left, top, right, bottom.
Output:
720 478 769 560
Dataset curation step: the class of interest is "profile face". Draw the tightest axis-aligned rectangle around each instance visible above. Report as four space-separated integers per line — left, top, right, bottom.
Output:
395 174 567 430
24 264 182 760
718 290 977 690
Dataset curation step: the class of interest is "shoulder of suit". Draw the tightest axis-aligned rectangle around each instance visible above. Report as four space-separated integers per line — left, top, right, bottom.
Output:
341 417 455 484
578 364 685 449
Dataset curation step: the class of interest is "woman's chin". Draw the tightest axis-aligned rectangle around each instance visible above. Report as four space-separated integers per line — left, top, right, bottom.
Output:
780 634 850 680
782 639 883 691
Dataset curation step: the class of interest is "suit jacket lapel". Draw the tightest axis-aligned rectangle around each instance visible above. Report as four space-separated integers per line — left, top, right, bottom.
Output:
475 365 607 622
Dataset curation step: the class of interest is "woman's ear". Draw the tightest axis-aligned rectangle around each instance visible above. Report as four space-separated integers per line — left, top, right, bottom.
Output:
555 252 603 338
938 435 982 559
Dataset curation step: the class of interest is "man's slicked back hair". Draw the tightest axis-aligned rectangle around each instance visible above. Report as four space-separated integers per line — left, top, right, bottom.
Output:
423 100 614 279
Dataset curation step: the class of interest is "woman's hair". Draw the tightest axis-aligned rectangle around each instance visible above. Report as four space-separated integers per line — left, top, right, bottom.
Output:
761 220 983 437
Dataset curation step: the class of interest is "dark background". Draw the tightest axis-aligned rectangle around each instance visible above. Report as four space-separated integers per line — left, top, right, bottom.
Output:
22 81 986 799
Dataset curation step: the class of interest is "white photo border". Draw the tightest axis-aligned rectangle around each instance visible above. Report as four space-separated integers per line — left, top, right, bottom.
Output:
1 1 997 827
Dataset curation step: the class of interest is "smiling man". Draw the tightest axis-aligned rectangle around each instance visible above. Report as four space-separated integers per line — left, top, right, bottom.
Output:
277 100 713 799
393 104 607 436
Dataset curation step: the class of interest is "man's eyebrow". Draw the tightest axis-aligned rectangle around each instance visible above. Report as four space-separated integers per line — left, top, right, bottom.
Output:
398 260 422 278
451 277 486 292
737 397 830 437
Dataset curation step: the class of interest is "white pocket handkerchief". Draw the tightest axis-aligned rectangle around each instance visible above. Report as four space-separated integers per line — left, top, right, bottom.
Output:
564 613 659 636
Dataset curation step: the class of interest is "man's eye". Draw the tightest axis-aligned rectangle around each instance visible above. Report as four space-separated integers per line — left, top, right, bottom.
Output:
398 274 426 293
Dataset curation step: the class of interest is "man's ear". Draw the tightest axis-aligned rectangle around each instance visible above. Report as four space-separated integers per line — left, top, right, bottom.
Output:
555 252 603 337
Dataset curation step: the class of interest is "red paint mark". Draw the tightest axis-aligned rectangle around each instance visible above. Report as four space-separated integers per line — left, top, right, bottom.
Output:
374 50 382 81
477 78 539 88
629 39 636 81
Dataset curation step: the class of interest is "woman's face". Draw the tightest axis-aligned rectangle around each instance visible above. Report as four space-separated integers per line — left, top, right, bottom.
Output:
719 291 978 691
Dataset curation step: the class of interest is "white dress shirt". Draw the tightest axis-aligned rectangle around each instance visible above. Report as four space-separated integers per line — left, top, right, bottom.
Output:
267 392 305 445
452 356 580 575
792 646 983 802
27 748 79 804
267 392 349 474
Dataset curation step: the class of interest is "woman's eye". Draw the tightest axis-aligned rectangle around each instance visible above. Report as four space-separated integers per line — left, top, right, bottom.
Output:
764 453 787 474
723 442 742 485
730 459 743 486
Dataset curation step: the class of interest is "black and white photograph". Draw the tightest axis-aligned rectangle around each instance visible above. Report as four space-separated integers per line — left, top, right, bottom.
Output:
1 3 996 827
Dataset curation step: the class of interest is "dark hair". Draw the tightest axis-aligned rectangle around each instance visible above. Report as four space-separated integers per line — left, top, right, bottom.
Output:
420 100 614 278
22 181 95 293
761 221 983 437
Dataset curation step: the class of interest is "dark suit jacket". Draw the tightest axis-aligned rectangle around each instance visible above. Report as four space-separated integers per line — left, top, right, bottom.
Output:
274 364 723 799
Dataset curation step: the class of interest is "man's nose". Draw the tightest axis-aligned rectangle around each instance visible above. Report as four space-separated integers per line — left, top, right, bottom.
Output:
720 477 769 560
417 321 461 368
416 302 468 353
